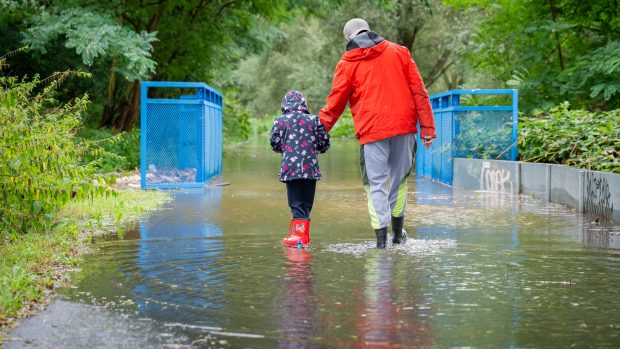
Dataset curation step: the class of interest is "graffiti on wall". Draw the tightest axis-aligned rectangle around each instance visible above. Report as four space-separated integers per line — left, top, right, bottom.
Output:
583 172 614 221
581 222 619 248
479 161 513 192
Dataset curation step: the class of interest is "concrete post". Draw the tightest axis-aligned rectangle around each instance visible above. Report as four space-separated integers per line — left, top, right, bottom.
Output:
545 165 551 202
514 162 521 194
578 170 585 213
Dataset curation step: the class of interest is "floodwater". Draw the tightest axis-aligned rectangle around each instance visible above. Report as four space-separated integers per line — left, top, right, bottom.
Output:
8 139 620 348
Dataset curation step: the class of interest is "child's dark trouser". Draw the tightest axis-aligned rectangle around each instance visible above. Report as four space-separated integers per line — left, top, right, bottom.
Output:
286 179 316 219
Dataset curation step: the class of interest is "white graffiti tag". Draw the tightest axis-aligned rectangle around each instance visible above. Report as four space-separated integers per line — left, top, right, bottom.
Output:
480 161 513 192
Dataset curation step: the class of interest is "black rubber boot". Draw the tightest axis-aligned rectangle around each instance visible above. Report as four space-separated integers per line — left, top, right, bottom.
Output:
391 216 407 244
375 228 387 249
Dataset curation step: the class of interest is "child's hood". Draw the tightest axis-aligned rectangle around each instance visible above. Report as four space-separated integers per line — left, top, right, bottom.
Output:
281 91 309 113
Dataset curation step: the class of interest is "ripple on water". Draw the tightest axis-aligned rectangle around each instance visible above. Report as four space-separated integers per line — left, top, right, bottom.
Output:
324 238 457 258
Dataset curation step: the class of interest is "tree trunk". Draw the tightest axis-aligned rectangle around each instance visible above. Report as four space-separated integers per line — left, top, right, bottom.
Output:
442 70 463 90
395 0 422 49
113 81 140 131
423 50 452 87
548 0 565 70
100 2 166 131
100 61 118 128
123 82 141 131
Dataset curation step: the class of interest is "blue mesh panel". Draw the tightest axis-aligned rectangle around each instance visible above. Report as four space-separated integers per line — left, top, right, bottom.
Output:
415 90 518 185
414 134 424 176
429 111 442 180
204 106 223 180
141 82 223 189
424 146 431 177
439 111 453 185
415 133 432 178
453 110 514 160
144 103 202 185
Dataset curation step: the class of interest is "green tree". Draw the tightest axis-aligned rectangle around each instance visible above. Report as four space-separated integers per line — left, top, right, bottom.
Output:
233 0 477 119
445 0 620 111
4 0 294 131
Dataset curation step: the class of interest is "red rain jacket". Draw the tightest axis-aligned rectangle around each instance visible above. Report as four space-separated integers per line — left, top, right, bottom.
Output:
320 40 436 144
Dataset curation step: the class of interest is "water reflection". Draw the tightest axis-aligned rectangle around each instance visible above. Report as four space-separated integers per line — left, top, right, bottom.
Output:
48 140 620 349
134 189 227 323
355 252 434 348
276 248 320 348
414 179 453 207
580 216 620 249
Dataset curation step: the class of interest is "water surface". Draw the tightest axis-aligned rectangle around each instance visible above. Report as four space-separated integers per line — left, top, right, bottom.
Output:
9 140 620 348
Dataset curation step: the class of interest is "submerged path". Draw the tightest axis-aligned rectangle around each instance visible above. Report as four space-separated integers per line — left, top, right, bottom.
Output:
7 141 620 348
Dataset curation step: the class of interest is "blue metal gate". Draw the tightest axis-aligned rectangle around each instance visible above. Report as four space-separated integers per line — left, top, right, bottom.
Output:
415 89 518 185
140 81 223 189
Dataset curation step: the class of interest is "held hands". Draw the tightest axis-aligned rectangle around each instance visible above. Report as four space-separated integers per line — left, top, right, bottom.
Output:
423 137 433 148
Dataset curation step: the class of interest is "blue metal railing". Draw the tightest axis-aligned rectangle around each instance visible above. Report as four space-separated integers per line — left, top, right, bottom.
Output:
415 89 518 185
140 81 223 189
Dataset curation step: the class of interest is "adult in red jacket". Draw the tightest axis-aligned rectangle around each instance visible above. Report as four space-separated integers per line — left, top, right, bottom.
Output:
320 18 436 248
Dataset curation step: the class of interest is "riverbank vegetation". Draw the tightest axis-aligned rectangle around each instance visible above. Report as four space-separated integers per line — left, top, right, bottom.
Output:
3 1 616 173
0 0 618 330
0 189 170 327
519 103 620 173
0 55 170 327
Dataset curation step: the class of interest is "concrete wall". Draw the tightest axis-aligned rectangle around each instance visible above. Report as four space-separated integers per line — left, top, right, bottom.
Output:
453 159 519 194
519 162 549 200
583 170 619 222
549 164 582 210
452 158 620 222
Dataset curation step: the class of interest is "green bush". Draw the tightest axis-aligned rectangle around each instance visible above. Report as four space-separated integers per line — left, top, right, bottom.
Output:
453 111 514 159
223 96 251 142
329 109 356 138
0 70 110 238
79 127 140 173
519 102 620 173
249 108 356 140
250 116 276 136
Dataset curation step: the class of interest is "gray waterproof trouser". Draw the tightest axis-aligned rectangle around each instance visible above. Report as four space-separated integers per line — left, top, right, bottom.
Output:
360 133 417 229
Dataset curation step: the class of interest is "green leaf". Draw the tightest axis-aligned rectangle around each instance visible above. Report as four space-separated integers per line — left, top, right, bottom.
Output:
23 9 157 80
33 201 42 214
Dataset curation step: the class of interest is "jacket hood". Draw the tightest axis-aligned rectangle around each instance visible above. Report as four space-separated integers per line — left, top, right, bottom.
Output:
342 40 389 62
343 31 387 61
281 90 309 113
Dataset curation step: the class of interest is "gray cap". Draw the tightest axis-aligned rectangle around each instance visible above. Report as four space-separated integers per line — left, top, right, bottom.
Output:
343 18 370 41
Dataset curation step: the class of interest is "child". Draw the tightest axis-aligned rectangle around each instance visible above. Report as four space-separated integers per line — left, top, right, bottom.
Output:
270 91 330 247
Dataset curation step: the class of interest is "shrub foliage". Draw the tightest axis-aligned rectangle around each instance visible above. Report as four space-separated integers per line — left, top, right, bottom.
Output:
0 67 110 237
79 127 140 173
519 103 620 173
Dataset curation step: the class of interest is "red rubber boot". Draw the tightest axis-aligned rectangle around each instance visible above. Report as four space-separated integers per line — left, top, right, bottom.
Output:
282 218 311 247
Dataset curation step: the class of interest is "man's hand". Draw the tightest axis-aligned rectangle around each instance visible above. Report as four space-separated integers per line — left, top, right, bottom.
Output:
423 137 433 148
